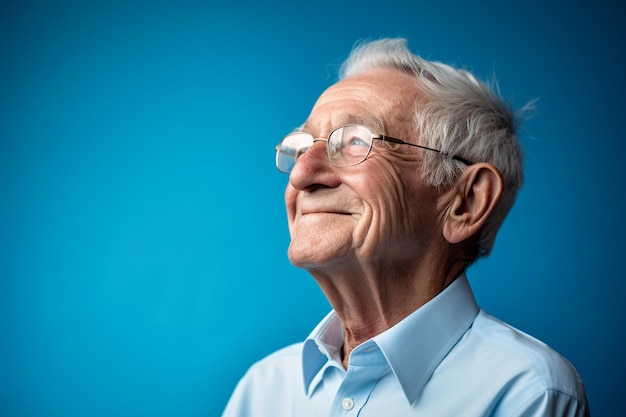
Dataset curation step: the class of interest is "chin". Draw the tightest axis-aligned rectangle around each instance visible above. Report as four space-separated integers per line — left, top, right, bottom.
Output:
287 238 353 271
287 245 319 269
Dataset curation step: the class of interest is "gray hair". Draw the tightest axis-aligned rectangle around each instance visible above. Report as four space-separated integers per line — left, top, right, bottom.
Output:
340 38 527 260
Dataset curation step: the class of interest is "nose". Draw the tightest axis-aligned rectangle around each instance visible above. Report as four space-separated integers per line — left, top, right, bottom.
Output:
288 139 341 191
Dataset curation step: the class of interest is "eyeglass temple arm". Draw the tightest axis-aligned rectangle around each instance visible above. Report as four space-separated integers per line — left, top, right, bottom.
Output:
378 136 473 165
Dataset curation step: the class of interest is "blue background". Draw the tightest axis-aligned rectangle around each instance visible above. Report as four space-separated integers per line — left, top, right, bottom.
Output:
2 1 623 416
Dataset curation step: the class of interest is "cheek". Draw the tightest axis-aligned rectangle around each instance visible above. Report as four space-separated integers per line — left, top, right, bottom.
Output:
284 185 298 233
350 175 404 242
359 164 412 216
355 166 438 239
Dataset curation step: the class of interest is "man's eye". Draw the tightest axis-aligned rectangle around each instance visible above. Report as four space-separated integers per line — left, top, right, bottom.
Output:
347 136 369 147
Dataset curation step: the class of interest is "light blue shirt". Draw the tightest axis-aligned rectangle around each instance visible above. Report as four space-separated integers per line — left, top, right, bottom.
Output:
222 275 589 416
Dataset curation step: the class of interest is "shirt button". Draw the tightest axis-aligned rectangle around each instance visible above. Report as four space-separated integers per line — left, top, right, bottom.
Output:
341 397 355 410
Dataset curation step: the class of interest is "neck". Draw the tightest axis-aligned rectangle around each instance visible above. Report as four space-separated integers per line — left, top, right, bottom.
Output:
308 253 465 369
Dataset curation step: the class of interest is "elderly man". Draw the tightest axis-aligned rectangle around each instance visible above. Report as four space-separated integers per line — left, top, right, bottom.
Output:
223 38 589 416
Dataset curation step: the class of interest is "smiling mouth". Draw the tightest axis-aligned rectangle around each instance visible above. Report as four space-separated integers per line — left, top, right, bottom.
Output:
301 210 352 217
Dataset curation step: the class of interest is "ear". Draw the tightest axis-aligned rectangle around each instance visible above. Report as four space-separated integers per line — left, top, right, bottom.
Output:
442 163 503 245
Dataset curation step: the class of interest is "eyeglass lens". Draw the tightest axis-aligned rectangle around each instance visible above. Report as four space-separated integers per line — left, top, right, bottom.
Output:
276 124 374 173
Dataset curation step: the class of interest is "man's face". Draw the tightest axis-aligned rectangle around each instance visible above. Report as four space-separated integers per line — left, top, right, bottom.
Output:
285 69 446 271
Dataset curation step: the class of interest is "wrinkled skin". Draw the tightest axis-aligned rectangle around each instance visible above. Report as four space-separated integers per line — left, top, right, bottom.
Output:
283 68 501 367
286 69 446 274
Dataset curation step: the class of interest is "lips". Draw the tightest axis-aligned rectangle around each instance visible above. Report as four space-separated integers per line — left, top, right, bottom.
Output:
301 208 347 215
299 203 351 216
296 191 358 217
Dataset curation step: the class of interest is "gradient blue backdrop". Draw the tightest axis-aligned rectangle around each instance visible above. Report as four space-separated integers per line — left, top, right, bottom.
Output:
2 1 623 416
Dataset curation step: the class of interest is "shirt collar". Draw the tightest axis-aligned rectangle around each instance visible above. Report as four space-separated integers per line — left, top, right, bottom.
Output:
301 274 479 403
302 310 344 396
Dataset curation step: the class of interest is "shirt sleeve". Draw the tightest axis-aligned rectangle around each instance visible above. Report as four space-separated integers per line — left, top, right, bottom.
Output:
510 389 590 417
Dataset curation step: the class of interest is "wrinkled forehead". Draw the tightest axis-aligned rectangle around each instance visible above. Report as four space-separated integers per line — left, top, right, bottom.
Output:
303 69 419 136
301 113 385 135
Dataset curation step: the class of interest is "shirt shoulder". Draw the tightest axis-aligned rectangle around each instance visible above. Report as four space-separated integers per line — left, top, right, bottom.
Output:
462 310 589 415
241 342 305 388
222 343 306 417
472 311 583 390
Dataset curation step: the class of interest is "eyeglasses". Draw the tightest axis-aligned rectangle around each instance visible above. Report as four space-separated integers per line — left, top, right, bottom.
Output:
275 123 472 173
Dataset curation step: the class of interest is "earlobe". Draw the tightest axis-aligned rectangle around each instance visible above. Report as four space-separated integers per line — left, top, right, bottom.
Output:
442 163 503 244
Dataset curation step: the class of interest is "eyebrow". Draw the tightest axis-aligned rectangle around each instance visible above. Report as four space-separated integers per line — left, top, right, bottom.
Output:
300 114 386 135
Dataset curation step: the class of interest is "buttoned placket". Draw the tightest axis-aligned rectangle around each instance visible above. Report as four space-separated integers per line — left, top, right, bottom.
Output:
328 340 389 416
